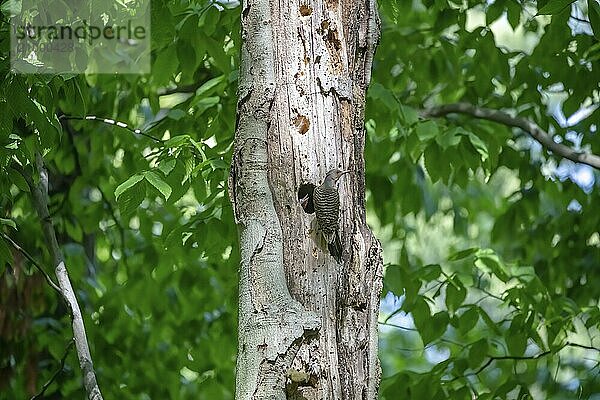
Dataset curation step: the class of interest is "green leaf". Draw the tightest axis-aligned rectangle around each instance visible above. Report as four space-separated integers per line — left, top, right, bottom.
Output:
10 85 60 148
419 264 442 281
165 173 190 205
506 314 528 355
413 296 449 345
406 128 426 162
0 0 21 16
479 308 502 335
507 1 521 29
536 0 575 15
415 120 439 141
167 109 187 120
459 307 479 334
448 247 478 261
423 311 449 345
475 250 509 282
453 357 469 376
467 133 488 162
153 46 179 85
411 297 431 329
445 278 466 312
164 135 191 148
555 297 580 315
506 330 527 356
145 171 172 201
205 37 231 73
182 156 195 183
190 96 221 114
468 338 489 367
210 158 229 170
436 127 462 148
381 372 412 399
65 220 83 242
8 167 29 192
189 138 207 160
589 0 600 40
200 7 220 36
0 218 17 230
159 159 176 176
399 104 419 125
368 83 397 111
424 143 448 184
117 180 146 218
196 75 226 97
115 174 145 200
384 264 404 295
486 2 505 24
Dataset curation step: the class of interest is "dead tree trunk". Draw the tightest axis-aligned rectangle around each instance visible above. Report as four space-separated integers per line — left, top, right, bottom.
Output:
229 0 382 398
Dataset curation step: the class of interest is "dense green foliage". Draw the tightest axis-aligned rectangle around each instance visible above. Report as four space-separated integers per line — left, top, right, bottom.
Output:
373 1 600 399
1 1 240 398
0 0 599 399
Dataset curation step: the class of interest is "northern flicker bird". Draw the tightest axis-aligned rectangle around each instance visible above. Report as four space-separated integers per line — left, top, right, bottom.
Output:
313 169 350 263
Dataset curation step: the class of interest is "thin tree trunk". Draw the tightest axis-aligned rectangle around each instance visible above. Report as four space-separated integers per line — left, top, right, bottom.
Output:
26 154 103 400
230 0 382 398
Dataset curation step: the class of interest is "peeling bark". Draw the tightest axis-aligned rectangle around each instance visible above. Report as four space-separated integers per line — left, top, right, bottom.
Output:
230 0 383 398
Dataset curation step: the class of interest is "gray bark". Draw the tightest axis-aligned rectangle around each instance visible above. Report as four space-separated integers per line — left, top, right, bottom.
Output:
230 0 382 398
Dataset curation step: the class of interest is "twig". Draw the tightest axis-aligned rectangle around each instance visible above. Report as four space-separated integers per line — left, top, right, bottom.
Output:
31 340 75 400
0 232 62 295
447 349 555 383
382 307 405 324
446 342 599 383
378 321 418 331
60 115 163 143
570 16 590 24
472 285 506 303
566 342 600 352
422 102 600 170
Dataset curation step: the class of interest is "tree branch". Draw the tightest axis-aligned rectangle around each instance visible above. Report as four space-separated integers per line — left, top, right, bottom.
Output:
31 340 74 400
422 102 600 170
447 349 555 383
21 153 104 400
0 232 62 295
59 115 163 143
566 342 600 352
570 16 590 24
446 341 599 383
377 321 418 331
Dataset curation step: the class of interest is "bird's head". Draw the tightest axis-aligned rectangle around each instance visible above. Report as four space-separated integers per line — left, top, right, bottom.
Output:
323 169 350 186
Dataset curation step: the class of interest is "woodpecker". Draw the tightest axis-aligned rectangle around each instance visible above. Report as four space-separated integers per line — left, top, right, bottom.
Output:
313 169 350 263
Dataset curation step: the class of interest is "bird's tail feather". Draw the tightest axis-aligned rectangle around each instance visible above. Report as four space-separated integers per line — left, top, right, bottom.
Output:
328 232 343 263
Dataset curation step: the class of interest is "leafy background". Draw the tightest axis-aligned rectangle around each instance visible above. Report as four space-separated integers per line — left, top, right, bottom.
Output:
1 0 599 399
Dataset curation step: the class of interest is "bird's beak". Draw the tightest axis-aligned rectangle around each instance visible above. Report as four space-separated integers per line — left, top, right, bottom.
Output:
334 170 351 182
